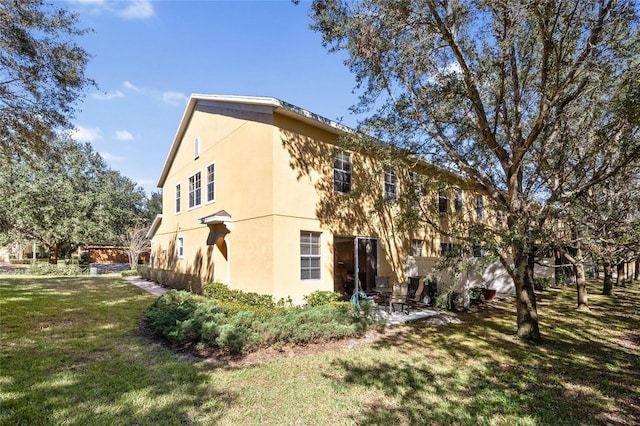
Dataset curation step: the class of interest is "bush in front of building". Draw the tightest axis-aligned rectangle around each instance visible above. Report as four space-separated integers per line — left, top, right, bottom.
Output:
145 289 380 355
136 266 203 294
303 290 341 307
28 263 84 276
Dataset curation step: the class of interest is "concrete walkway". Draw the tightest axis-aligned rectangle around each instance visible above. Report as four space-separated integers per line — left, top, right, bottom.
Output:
121 276 450 326
122 276 168 297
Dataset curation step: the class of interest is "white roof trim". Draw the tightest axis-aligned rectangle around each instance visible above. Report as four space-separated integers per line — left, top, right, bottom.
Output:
156 94 354 188
145 214 163 239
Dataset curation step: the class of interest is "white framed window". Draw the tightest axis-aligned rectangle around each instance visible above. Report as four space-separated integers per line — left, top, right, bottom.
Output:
438 190 448 214
383 166 398 201
206 162 215 203
411 239 423 257
454 189 463 212
333 150 352 193
441 242 462 257
194 137 200 159
188 171 202 209
175 183 181 214
300 231 321 280
476 195 484 221
177 236 184 259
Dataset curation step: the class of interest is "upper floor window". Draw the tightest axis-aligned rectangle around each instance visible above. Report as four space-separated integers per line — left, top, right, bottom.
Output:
194 137 200 159
441 242 462 257
333 150 352 193
476 194 484 221
383 166 398 201
454 189 463 212
300 231 321 280
206 162 215 203
496 210 504 226
412 239 423 257
188 171 202 209
175 183 181 214
438 190 448 214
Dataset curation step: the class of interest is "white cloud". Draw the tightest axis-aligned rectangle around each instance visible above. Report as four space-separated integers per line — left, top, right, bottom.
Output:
123 80 141 92
100 151 125 162
162 91 188 107
118 0 155 19
92 90 124 101
73 125 102 143
115 130 134 141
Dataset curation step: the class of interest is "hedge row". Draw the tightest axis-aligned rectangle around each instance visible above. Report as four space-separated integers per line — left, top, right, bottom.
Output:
145 289 381 355
137 265 204 294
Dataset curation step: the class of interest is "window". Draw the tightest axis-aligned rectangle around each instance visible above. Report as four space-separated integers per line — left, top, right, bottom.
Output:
454 189 463 212
300 231 321 280
473 245 484 257
476 194 484 221
440 242 462 257
383 166 398 201
438 190 448 214
175 183 181 214
412 239 423 257
177 237 184 259
333 150 352 193
496 210 503 226
206 162 215 203
188 171 202 208
194 137 200 159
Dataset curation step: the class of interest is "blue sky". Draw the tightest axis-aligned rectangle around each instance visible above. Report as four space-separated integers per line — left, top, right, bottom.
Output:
67 0 360 194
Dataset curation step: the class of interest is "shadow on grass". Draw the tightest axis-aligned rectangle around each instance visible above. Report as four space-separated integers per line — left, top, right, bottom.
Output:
326 280 640 425
0 276 237 424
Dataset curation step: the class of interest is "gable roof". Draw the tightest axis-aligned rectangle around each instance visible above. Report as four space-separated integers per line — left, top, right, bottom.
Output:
156 94 353 188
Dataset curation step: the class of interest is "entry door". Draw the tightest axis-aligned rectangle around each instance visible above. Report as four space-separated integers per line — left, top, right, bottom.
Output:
354 237 378 293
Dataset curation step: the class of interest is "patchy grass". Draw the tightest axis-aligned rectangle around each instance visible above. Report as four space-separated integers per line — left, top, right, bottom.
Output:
0 275 638 425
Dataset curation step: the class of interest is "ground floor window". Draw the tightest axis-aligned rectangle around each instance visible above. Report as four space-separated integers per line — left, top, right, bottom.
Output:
300 231 321 280
177 236 184 259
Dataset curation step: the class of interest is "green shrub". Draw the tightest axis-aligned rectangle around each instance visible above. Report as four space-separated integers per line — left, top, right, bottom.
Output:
215 311 259 354
145 290 200 343
28 263 83 276
121 270 139 277
534 276 551 291
204 282 274 307
137 264 150 280
145 292 378 354
9 259 33 265
304 290 341 307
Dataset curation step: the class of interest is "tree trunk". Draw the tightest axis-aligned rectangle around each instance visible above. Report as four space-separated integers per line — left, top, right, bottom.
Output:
513 251 542 342
574 244 589 311
616 262 625 286
602 262 614 295
635 258 639 281
48 243 58 265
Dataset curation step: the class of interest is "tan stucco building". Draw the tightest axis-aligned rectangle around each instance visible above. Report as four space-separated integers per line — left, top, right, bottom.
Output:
148 94 503 304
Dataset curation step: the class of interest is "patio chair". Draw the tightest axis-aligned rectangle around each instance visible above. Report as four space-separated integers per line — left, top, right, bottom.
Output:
408 277 427 309
389 282 409 314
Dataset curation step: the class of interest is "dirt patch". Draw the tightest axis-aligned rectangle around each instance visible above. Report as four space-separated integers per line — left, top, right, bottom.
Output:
137 313 458 367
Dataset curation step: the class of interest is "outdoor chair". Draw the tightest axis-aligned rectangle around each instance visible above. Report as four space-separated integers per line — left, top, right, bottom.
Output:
408 277 428 309
389 282 409 314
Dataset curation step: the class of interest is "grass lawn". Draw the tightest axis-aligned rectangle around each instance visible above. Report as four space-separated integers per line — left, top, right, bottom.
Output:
1 275 638 425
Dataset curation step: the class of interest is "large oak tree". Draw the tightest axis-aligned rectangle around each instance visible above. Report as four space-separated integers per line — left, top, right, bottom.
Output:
0 0 93 160
308 0 640 341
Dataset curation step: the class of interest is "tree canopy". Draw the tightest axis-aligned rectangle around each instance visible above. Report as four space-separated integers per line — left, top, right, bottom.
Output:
309 0 640 341
0 0 94 160
0 137 147 263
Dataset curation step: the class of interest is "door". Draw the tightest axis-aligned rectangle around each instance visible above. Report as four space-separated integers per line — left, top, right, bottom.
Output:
354 237 378 294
